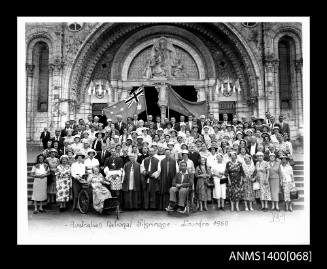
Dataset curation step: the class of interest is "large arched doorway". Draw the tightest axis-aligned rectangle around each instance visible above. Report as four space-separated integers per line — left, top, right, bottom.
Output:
67 22 262 123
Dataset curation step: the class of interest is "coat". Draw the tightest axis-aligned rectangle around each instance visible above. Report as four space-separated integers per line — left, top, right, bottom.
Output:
114 121 127 135
172 172 194 188
159 157 177 194
122 161 141 191
141 156 160 192
104 156 124 170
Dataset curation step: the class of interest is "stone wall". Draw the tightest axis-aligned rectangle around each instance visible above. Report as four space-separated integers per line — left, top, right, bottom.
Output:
25 22 303 146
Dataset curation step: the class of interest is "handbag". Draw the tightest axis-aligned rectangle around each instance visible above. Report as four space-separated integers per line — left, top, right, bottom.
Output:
253 182 260 191
220 177 228 185
206 177 215 187
290 187 298 200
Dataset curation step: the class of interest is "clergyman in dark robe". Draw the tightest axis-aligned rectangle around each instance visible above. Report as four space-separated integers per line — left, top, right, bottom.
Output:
158 148 178 210
140 147 161 210
122 154 142 210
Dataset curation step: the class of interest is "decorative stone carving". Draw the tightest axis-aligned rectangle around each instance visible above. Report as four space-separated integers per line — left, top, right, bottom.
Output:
154 82 169 107
295 58 303 72
26 64 35 77
142 37 187 80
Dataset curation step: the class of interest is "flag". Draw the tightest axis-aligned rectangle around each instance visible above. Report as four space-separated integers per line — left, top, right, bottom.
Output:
168 86 208 118
103 87 146 121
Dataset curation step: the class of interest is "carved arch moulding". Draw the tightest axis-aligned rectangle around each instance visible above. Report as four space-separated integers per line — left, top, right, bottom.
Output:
67 22 262 106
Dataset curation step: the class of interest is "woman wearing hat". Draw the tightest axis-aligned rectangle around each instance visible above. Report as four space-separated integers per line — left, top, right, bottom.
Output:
71 135 83 154
45 149 60 206
31 154 50 214
207 143 218 169
242 155 255 211
195 157 212 211
92 131 105 160
63 129 74 149
255 151 271 211
225 151 245 211
268 153 281 211
55 155 72 211
170 129 178 144
66 149 75 166
84 148 100 175
279 155 295 211
211 153 227 210
88 166 112 214
71 152 87 210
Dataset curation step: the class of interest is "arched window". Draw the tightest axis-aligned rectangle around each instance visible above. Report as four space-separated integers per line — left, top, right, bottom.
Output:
33 41 49 112
278 36 295 110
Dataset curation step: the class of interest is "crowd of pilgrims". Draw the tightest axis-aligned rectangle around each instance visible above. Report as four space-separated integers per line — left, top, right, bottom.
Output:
31 111 296 214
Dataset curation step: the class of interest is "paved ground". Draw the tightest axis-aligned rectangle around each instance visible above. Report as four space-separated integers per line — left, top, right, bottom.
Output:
25 206 309 244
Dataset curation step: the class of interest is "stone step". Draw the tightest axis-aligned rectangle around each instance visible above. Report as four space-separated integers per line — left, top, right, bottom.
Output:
294 161 304 165
295 182 303 188
294 176 304 182
293 170 304 176
293 165 304 170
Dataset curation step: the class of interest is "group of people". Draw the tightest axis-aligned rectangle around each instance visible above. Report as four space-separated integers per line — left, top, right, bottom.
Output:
31 111 297 214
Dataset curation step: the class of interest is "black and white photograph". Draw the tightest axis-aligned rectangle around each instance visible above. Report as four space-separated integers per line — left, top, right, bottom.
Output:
17 17 310 245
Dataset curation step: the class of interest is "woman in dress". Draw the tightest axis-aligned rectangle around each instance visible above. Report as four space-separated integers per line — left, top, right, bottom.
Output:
283 133 293 156
268 153 281 211
242 155 255 211
199 143 211 159
84 148 100 174
30 154 50 214
211 153 227 210
279 155 295 212
88 166 112 214
195 157 211 211
207 143 218 169
225 151 245 211
55 155 71 211
255 151 271 211
46 148 60 207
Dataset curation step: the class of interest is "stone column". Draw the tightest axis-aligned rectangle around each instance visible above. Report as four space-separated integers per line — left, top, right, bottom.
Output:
295 59 303 129
26 64 34 140
195 87 206 102
155 82 168 123
264 59 279 116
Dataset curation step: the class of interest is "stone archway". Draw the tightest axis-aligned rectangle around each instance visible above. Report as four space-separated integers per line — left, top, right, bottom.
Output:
67 22 263 119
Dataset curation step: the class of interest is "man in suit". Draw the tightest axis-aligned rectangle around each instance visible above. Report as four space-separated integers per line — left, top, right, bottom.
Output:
170 117 177 130
60 122 72 137
158 148 178 210
100 145 111 167
99 110 108 127
40 127 51 149
185 115 194 131
268 116 280 130
144 115 154 128
198 115 207 134
175 115 186 132
154 116 164 130
221 113 230 126
208 113 215 126
278 115 290 138
265 111 271 125
104 148 124 170
140 147 161 210
51 129 65 150
166 161 194 213
132 114 139 128
114 115 127 135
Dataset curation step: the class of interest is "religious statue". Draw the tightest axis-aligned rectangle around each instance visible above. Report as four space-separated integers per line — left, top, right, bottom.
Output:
143 37 186 79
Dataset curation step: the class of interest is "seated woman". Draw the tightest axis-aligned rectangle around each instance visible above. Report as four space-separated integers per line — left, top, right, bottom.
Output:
88 166 112 214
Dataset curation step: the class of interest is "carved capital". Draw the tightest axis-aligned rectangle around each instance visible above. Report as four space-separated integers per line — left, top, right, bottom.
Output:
295 58 303 72
26 64 35 77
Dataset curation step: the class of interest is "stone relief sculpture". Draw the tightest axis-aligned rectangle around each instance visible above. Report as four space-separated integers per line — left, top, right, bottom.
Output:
143 36 187 79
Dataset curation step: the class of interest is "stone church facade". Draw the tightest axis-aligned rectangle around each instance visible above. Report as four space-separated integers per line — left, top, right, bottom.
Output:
25 22 303 144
